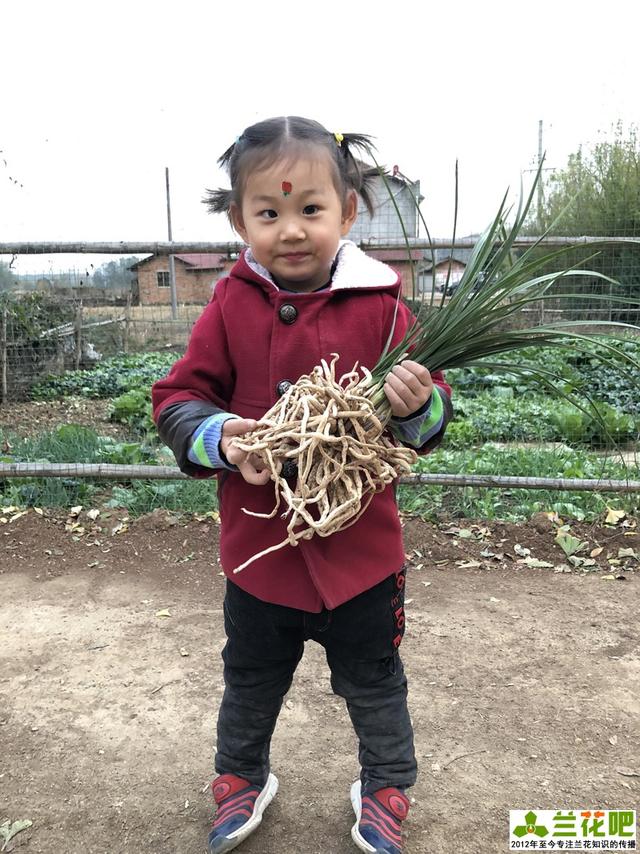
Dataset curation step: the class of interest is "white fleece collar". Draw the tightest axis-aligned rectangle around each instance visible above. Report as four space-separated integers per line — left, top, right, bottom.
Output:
244 240 398 291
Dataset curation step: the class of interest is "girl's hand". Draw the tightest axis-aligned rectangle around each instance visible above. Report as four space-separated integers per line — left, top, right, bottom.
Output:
220 418 271 485
384 360 434 418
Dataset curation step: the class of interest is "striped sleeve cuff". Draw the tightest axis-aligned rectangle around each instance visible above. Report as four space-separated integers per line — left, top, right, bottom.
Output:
389 386 445 449
187 413 239 471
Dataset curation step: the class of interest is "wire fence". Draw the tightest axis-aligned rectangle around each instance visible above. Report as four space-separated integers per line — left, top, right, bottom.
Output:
1 461 640 493
0 237 639 499
1 236 639 401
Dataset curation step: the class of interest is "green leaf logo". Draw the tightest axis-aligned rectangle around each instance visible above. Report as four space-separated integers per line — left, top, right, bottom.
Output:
513 811 549 838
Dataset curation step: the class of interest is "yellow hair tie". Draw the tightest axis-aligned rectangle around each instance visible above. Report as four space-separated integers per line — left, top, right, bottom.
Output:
334 132 344 147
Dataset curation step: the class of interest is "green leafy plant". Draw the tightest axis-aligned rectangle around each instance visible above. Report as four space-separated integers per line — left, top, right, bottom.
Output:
447 337 640 414
97 440 157 465
0 425 157 507
444 393 638 448
555 527 589 557
109 388 154 435
548 405 588 444
441 418 482 449
31 351 180 400
588 401 636 445
398 443 638 522
106 479 219 515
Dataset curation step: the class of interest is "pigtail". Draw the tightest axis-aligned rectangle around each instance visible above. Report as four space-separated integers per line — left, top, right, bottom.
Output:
340 132 375 158
202 135 245 215
202 187 233 215
359 166 387 217
217 139 239 169
339 132 378 216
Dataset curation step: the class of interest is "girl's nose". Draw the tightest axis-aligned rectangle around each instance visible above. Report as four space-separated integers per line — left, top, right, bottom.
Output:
281 217 305 240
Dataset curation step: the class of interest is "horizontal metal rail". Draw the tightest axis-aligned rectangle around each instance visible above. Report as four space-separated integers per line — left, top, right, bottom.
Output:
1 462 639 492
2 236 638 255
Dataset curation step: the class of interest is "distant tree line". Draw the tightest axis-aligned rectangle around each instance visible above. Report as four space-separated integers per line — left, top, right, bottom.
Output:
538 123 639 237
527 124 640 322
90 257 138 289
0 261 17 291
0 256 139 293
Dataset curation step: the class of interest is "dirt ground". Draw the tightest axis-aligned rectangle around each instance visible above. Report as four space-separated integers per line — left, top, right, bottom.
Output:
1 504 638 854
0 398 130 441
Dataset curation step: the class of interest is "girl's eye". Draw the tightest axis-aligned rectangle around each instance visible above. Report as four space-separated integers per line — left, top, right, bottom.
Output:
303 204 319 215
259 209 278 220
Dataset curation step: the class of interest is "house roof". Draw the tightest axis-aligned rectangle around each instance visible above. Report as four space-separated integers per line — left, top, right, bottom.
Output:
389 166 424 203
420 237 481 270
353 159 424 203
355 157 424 196
423 251 471 269
366 249 424 262
174 253 228 269
128 253 228 271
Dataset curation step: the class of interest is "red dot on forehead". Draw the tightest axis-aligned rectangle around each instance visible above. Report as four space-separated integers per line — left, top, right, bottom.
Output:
281 181 292 195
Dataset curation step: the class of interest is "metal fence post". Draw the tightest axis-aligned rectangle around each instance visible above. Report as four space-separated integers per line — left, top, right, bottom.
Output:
123 292 131 354
0 307 7 404
74 303 83 371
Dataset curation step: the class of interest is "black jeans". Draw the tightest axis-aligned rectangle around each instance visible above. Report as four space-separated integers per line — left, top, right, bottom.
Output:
215 570 417 795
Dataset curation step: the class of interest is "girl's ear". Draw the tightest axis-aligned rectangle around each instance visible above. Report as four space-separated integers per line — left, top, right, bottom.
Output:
340 190 359 235
230 202 249 243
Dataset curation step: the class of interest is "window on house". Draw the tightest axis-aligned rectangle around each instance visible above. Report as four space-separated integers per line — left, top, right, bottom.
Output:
157 271 170 288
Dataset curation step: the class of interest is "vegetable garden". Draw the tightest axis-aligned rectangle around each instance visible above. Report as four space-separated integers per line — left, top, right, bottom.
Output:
1 342 638 523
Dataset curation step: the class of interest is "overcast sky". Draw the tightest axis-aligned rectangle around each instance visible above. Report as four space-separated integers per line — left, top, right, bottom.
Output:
1 0 638 273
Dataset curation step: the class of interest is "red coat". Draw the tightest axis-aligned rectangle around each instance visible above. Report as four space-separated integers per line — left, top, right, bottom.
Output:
152 242 451 611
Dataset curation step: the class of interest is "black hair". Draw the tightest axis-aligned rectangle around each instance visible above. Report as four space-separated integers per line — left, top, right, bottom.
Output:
203 116 380 219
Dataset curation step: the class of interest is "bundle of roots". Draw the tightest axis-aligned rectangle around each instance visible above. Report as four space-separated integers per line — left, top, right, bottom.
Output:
232 355 416 572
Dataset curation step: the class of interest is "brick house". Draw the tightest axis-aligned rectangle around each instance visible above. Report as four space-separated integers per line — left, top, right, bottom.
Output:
130 167 436 303
363 248 427 298
417 246 476 295
131 253 235 305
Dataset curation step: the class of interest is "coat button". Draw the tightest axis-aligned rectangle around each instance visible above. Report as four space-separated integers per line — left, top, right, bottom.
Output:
276 380 293 396
281 460 298 479
278 303 298 324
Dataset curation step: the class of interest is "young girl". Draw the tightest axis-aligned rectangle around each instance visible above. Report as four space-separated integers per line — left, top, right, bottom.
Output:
152 116 452 854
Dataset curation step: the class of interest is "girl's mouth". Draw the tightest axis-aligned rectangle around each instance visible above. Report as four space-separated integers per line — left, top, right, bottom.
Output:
281 253 309 262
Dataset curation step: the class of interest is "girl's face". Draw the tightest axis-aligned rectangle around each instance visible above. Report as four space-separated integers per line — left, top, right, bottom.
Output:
230 153 358 292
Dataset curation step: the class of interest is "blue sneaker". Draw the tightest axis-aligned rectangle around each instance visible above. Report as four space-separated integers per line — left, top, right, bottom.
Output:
208 772 278 853
350 779 410 854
